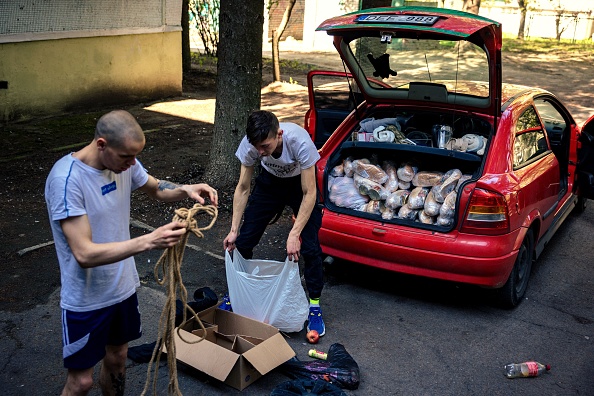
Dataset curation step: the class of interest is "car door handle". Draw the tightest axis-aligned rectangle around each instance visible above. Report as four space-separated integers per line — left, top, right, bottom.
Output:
372 227 387 235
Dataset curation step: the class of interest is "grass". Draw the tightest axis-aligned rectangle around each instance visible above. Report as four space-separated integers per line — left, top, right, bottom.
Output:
501 35 594 54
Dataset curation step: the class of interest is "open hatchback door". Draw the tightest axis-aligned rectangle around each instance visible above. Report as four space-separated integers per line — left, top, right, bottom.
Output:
305 7 503 147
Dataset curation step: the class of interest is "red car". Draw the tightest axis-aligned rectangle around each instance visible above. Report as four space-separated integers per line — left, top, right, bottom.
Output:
304 7 594 307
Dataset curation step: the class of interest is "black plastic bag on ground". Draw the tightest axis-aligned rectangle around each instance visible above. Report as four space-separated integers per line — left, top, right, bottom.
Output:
270 379 346 396
278 343 360 390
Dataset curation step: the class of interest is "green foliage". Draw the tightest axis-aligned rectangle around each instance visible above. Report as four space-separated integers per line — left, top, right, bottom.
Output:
501 35 594 53
190 0 220 56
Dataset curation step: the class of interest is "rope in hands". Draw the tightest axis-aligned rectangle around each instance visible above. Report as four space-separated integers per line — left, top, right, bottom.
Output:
141 203 218 396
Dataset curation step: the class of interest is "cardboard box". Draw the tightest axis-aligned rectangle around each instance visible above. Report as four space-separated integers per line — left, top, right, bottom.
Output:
171 307 295 390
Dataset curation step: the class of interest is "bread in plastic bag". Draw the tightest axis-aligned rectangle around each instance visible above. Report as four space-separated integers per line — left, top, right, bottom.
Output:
225 250 308 332
343 156 357 177
364 200 381 214
439 190 457 218
407 186 429 210
382 160 399 193
385 190 410 210
418 210 435 224
432 169 462 202
353 174 389 201
380 202 395 220
412 171 444 187
397 205 419 220
397 162 417 182
423 189 442 216
330 163 345 177
353 160 388 184
398 180 411 190
329 177 369 209
436 215 454 227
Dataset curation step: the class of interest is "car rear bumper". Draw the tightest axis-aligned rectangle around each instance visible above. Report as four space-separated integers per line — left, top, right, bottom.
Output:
320 217 521 288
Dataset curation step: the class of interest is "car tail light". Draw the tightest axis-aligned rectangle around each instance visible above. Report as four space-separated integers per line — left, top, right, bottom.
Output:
460 188 510 235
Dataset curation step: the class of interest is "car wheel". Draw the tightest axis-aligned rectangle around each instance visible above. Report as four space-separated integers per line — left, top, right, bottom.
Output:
573 195 587 214
496 230 534 309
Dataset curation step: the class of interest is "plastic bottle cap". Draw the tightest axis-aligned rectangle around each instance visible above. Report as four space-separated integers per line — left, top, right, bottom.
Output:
545 364 551 371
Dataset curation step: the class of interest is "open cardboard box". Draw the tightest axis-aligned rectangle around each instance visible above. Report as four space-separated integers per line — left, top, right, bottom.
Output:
171 306 295 390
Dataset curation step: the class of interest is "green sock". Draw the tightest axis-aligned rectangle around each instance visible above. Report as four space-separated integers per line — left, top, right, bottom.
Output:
309 298 320 307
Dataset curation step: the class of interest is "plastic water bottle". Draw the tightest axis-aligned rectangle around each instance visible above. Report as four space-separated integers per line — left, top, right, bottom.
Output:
504 361 551 378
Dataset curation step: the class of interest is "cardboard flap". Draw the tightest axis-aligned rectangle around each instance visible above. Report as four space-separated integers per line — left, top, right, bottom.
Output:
173 329 239 382
242 333 295 375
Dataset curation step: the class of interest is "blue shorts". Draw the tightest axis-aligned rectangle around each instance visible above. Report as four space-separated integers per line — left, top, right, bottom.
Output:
61 293 142 369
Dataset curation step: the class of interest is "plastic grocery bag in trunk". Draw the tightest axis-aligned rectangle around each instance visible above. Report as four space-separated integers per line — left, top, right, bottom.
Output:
225 249 309 332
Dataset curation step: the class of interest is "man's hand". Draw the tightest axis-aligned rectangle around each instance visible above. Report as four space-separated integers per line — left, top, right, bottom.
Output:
223 231 238 252
147 221 187 249
182 183 218 206
287 233 301 262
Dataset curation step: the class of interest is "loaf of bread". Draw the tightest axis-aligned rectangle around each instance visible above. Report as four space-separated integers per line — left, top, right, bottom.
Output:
423 190 442 216
380 202 395 220
436 215 453 226
397 205 419 220
353 160 389 184
330 163 345 177
439 190 457 218
418 210 435 224
407 186 429 210
397 163 417 182
432 169 462 202
343 156 359 177
353 174 389 201
412 171 444 187
385 190 410 210
364 200 382 214
382 161 399 193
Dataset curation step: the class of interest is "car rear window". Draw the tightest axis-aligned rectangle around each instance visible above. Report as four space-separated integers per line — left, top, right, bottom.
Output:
347 36 490 98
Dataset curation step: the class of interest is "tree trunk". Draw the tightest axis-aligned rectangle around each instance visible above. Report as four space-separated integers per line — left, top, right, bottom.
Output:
272 0 297 82
462 0 481 15
182 0 191 73
517 0 527 40
205 0 265 189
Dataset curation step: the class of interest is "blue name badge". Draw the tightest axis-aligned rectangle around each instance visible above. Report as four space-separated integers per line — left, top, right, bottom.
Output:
101 181 117 195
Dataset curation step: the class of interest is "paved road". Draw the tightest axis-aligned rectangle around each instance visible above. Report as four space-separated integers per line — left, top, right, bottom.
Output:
1 202 592 395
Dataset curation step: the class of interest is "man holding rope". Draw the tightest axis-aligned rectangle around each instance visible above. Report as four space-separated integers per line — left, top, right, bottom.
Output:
223 110 326 338
44 110 218 396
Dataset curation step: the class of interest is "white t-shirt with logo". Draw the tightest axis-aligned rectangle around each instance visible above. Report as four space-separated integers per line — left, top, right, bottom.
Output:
45 154 148 312
235 122 320 177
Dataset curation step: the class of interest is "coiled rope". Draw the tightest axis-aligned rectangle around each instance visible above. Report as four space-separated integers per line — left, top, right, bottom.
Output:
141 203 218 396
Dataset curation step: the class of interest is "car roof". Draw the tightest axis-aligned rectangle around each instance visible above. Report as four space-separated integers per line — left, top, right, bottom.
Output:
316 7 503 117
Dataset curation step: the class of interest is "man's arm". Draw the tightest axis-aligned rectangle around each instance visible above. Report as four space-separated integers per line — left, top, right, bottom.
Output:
286 166 317 262
223 164 254 250
138 175 218 206
61 214 186 268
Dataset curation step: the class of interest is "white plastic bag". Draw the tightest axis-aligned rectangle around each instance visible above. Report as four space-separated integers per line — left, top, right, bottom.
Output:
225 249 309 332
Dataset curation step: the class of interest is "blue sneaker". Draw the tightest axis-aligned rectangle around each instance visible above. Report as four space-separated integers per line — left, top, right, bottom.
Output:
307 306 325 336
218 294 232 312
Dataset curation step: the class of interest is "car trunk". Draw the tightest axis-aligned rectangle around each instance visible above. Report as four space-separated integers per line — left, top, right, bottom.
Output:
323 106 492 231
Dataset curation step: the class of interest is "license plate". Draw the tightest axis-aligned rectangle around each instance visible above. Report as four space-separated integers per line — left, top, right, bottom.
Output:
355 14 439 26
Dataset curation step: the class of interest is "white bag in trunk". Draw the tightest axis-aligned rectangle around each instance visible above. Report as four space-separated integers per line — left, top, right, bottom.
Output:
225 249 309 332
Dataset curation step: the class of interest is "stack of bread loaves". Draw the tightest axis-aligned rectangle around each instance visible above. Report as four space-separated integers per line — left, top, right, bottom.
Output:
329 156 471 225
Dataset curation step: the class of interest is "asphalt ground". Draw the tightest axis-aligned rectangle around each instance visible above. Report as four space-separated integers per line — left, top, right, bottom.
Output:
1 201 593 395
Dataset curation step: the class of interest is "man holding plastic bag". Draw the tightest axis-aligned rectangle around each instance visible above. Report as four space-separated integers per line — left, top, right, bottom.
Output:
223 110 326 336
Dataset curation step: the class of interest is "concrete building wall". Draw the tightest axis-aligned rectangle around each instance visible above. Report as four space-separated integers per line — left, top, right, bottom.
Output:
0 0 182 122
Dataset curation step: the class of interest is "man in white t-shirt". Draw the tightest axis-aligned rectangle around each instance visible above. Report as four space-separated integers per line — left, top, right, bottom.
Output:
45 110 218 396
223 110 326 337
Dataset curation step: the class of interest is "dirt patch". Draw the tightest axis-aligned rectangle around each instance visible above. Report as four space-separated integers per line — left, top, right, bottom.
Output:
0 50 593 312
